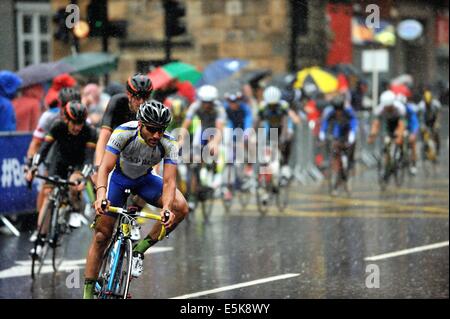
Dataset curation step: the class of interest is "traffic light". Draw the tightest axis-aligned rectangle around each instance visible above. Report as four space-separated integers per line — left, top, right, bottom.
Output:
53 8 71 43
87 0 108 37
164 0 187 37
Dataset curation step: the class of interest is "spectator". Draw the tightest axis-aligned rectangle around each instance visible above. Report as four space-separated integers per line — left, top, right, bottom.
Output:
0 70 22 131
12 84 44 132
82 83 104 127
44 73 77 109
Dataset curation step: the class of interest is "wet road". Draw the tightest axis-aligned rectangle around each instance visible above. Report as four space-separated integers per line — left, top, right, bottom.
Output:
0 119 448 299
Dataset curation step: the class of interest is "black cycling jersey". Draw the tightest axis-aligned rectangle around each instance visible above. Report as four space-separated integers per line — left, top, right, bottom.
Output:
37 120 97 178
100 93 136 131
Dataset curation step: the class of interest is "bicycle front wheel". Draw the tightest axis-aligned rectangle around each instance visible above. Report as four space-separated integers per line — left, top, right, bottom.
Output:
31 200 54 280
52 209 72 272
97 238 133 299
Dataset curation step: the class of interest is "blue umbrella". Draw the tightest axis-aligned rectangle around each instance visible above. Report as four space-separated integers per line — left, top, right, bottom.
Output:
197 58 249 86
16 61 75 88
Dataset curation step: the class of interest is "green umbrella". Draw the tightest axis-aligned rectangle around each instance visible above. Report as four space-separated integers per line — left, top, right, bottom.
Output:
60 52 119 76
148 61 201 88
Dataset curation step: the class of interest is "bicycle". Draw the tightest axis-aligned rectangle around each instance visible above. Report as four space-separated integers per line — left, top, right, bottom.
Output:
255 144 290 215
421 126 438 176
376 135 405 191
94 197 170 299
30 174 78 279
327 139 352 197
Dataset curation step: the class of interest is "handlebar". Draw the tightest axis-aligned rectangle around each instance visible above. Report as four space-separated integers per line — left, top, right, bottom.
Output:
100 200 171 223
34 174 78 187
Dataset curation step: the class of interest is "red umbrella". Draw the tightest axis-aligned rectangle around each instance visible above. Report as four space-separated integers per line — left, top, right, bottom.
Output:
176 81 196 103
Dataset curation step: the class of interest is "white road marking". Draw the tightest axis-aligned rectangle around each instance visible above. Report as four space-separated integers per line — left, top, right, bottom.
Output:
0 246 173 279
365 241 449 262
170 273 300 299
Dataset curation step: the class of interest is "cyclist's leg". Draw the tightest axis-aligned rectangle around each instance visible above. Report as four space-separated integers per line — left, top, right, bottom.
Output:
133 173 188 254
83 170 130 298
68 170 84 211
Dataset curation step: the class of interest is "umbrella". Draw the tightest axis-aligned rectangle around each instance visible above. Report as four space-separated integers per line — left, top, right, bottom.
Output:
60 52 119 76
268 72 296 89
196 58 249 86
294 66 338 94
149 62 201 89
391 74 414 86
214 78 243 99
16 61 75 88
239 69 272 85
390 84 412 98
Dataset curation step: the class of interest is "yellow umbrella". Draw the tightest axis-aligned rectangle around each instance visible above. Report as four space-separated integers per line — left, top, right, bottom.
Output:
293 66 338 94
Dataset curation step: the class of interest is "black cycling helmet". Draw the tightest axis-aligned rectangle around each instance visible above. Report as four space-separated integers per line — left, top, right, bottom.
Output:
331 95 345 110
64 101 88 124
126 73 153 99
59 87 81 106
136 100 172 128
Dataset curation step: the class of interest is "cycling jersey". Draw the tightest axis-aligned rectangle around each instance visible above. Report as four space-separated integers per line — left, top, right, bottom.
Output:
417 99 441 128
100 93 136 131
373 101 406 136
33 107 60 140
105 121 178 179
224 101 253 130
320 106 358 141
37 120 97 178
257 100 290 130
185 100 227 131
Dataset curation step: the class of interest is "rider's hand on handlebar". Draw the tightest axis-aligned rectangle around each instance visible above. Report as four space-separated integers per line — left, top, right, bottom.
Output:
160 209 175 229
25 166 37 183
94 198 110 215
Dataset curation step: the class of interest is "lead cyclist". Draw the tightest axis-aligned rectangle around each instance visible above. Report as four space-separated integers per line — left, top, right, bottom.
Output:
83 100 189 299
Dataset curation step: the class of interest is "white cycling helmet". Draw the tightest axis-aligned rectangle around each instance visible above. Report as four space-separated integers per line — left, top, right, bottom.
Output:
379 90 396 106
197 85 218 102
263 86 282 104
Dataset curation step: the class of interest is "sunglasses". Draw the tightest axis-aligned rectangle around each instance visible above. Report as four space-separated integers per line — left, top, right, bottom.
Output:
144 125 165 134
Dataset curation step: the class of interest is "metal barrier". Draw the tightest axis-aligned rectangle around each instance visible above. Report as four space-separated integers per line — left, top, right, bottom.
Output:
0 131 36 236
289 109 382 186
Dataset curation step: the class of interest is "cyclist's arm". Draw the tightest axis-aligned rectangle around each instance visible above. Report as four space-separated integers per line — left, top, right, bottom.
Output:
369 118 380 138
26 137 42 164
96 150 117 201
243 104 254 131
34 135 55 166
94 127 113 167
287 108 301 125
161 163 177 212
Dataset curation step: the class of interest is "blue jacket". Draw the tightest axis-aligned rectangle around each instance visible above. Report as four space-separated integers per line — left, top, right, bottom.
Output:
0 71 22 131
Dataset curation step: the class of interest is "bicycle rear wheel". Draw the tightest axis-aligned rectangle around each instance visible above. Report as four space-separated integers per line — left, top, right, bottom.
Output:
31 200 54 280
377 154 389 191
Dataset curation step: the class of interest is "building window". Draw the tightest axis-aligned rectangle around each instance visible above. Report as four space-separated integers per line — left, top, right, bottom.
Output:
16 2 52 68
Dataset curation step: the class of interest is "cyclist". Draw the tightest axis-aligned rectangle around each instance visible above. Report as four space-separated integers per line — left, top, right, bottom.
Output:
94 74 153 178
254 86 301 183
26 102 97 256
319 95 358 191
368 90 406 147
223 91 254 195
83 100 188 299
178 85 227 209
417 90 442 157
396 93 420 175
164 94 189 134
25 87 81 242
